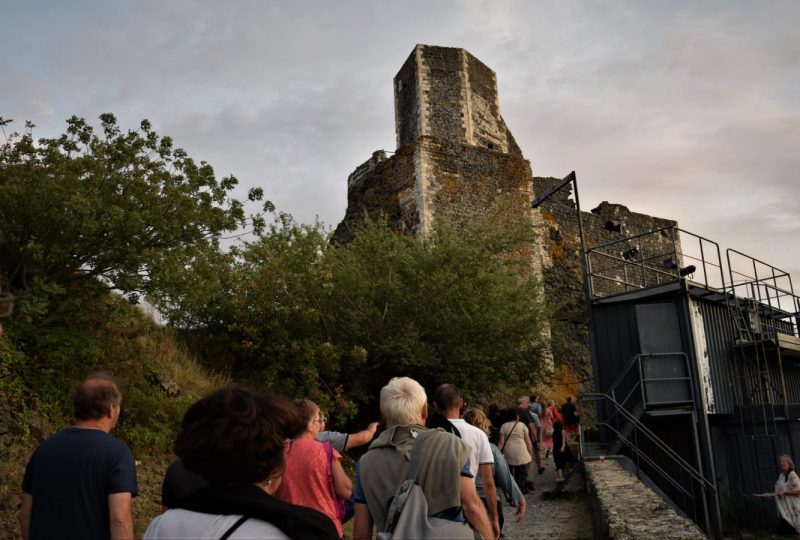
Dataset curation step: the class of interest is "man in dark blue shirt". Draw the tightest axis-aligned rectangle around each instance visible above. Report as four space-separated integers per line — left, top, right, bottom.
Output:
19 372 138 540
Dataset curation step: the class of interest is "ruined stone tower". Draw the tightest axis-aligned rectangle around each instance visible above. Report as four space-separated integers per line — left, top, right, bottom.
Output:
335 44 677 391
394 45 512 153
335 44 537 246
334 43 553 370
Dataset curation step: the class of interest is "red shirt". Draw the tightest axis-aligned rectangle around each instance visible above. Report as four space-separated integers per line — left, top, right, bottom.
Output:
278 437 343 537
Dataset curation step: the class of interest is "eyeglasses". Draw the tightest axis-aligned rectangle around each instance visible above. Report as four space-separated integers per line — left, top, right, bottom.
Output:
317 414 327 423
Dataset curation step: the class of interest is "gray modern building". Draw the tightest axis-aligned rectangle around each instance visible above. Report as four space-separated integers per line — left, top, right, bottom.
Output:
581 225 800 538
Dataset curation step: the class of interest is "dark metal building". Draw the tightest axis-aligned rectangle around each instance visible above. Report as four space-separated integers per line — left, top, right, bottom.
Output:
580 226 800 538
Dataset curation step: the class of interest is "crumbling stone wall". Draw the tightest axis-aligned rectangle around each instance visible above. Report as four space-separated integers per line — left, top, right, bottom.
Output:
334 137 537 262
533 177 678 385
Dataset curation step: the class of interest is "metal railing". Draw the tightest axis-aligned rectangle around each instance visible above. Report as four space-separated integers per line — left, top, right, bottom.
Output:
607 353 694 417
586 227 725 300
579 392 718 535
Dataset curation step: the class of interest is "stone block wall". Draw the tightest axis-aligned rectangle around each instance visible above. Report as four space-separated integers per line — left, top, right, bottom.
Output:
420 46 465 147
394 51 421 150
584 460 706 539
422 137 533 230
463 51 508 152
394 45 509 153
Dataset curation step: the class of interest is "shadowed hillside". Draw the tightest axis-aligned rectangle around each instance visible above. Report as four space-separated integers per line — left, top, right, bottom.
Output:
0 292 226 538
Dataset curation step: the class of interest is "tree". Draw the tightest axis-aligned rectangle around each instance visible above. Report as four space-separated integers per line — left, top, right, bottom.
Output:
180 208 549 420
321 211 548 406
0 115 268 318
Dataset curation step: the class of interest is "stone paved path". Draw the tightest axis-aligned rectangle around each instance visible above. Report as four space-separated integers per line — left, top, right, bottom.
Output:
501 455 593 539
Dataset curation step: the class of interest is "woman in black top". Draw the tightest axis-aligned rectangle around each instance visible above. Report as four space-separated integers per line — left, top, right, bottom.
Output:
552 421 574 481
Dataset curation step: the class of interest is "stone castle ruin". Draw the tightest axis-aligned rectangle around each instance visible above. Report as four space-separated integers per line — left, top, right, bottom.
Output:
335 44 677 387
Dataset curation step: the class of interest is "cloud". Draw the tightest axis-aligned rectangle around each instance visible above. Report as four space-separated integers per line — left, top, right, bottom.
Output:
1 0 798 278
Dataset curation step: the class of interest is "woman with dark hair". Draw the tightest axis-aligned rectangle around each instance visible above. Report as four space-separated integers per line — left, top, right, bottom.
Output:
487 404 503 445
278 399 352 539
144 386 338 540
552 420 574 482
775 454 800 538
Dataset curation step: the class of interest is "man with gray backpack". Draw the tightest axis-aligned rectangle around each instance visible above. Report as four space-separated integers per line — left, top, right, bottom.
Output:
352 377 495 540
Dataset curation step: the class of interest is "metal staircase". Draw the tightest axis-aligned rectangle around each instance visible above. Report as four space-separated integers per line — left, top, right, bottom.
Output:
604 352 695 448
578 392 720 537
573 351 721 536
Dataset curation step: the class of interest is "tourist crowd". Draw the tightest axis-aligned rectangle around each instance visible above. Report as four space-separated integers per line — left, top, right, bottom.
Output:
17 372 581 539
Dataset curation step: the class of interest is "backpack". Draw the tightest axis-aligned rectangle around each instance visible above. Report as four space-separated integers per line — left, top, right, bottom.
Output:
376 430 475 540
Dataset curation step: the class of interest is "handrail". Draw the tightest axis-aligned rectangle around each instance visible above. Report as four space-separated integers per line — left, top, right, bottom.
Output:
586 225 678 252
607 353 693 413
587 227 726 298
582 417 695 500
607 354 642 397
727 248 792 283
579 392 716 492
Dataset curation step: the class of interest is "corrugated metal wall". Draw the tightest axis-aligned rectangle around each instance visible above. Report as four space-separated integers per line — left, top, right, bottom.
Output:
692 297 800 411
592 296 694 395
693 299 738 414
591 302 640 393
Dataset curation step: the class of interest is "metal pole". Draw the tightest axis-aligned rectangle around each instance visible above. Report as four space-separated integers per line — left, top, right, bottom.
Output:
571 172 589 283
776 346 797 459
681 296 724 539
699 238 707 288
532 171 597 388
639 238 646 289
690 409 714 538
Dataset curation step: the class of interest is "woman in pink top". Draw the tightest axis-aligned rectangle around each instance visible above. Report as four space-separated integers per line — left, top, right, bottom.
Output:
540 400 558 457
278 400 352 538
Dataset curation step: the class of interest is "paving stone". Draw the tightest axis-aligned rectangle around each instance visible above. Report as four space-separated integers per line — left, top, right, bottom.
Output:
500 455 593 539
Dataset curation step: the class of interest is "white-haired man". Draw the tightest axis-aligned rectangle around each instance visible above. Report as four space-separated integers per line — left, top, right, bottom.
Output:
352 377 495 540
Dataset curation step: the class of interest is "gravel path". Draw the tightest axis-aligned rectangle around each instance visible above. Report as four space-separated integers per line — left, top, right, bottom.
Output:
500 455 593 539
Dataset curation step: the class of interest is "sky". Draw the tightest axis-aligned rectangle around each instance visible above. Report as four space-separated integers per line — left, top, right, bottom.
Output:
3 1 799 289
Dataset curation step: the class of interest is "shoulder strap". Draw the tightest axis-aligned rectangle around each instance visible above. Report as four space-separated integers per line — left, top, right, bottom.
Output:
501 421 519 452
176 484 339 540
406 430 433 482
219 515 249 540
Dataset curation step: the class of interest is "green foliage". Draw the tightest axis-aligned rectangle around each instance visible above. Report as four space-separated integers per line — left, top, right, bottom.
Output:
0 115 268 320
0 337 28 403
321 212 548 407
0 289 219 453
178 208 548 422
167 213 343 410
0 291 226 540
